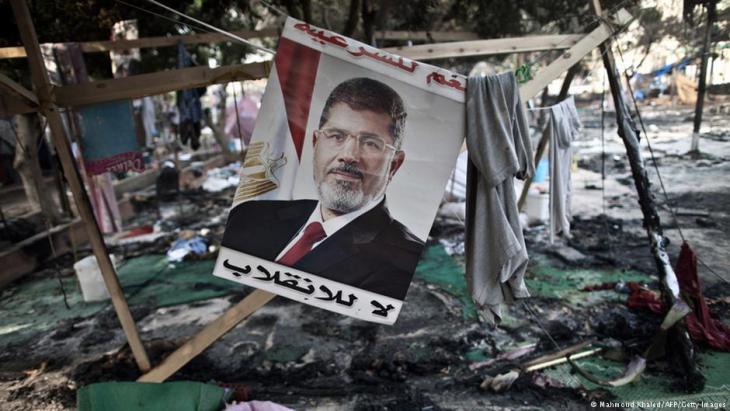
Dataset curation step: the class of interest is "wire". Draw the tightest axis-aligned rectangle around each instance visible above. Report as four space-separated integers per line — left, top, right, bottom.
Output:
258 0 287 17
114 0 210 34
144 0 275 55
615 44 685 240
232 83 245 151
520 299 584 387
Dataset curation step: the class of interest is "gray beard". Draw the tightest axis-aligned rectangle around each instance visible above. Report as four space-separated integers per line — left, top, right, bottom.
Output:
318 179 366 214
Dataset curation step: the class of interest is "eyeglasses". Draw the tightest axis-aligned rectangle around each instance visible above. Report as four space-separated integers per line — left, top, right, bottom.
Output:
315 128 397 156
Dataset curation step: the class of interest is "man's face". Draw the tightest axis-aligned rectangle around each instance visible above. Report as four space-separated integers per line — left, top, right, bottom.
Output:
313 102 405 217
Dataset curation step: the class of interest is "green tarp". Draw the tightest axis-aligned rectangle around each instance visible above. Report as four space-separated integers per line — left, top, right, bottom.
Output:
77 381 224 411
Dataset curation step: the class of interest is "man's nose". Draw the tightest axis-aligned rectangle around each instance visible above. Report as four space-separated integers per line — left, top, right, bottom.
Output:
337 135 361 162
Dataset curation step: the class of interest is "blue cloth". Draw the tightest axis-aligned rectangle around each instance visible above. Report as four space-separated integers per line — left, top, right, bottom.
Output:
176 42 204 124
79 101 143 175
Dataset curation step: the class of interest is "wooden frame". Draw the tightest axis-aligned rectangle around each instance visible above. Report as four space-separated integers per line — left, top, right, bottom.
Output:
55 62 270 107
383 34 583 61
379 30 478 42
5 0 632 383
0 28 278 59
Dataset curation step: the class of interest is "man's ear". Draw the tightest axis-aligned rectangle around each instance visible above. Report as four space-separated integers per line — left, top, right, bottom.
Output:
388 150 405 180
312 131 318 146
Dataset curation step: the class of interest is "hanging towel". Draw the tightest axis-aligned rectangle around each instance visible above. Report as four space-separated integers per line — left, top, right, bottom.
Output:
547 96 582 242
465 72 534 324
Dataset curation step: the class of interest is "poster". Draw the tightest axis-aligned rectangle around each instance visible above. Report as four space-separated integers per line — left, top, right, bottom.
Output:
214 17 466 324
79 101 144 175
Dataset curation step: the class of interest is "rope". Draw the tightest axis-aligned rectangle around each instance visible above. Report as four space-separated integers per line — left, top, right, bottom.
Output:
42 215 70 309
599 77 617 262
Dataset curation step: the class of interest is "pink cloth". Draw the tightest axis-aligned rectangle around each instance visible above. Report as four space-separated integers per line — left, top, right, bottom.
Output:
224 401 294 411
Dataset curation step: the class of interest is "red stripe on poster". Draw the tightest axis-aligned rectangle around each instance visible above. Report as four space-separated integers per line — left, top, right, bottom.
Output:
275 37 321 161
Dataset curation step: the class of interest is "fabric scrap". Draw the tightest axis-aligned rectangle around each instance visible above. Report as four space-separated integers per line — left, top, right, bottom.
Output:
675 241 730 351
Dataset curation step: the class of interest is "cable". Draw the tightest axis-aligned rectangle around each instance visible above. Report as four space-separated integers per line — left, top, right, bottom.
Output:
144 0 275 55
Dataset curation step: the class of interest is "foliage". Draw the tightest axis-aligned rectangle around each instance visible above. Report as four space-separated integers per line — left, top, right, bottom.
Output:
4 0 725 83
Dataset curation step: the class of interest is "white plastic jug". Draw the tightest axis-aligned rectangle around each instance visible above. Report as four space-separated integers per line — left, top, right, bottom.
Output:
73 254 118 302
524 192 550 224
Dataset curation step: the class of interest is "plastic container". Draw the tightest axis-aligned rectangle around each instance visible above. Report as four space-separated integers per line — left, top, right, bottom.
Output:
533 158 549 183
524 192 550 224
73 255 118 302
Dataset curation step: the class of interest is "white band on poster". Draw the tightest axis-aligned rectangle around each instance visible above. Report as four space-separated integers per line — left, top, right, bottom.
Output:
214 246 404 325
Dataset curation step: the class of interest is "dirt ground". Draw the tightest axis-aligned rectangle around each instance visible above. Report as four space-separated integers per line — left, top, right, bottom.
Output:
1 103 729 410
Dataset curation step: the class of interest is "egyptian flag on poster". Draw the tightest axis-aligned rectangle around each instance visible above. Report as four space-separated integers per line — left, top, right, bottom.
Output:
231 38 320 205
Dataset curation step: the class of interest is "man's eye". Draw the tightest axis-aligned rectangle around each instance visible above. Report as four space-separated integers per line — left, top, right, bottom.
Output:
362 138 383 149
330 132 346 141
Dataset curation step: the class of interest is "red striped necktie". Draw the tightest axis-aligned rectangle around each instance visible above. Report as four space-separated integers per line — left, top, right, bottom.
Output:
277 222 327 266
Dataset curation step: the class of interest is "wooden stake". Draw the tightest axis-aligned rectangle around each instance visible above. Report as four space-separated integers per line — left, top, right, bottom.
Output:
138 289 276 383
9 0 151 372
518 9 632 101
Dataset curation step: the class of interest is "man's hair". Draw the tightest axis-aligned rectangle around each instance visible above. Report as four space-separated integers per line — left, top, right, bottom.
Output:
318 77 407 149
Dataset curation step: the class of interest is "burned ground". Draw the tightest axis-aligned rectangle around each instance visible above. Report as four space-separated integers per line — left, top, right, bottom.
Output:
1 106 729 410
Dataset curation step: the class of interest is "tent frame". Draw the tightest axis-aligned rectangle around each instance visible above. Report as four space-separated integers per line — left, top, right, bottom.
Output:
7 0 686 386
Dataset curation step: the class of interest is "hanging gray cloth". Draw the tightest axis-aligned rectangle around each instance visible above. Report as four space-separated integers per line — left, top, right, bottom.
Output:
465 72 534 324
547 96 582 243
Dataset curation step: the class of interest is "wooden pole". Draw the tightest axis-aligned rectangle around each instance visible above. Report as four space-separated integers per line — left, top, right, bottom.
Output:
591 0 703 390
0 28 279 60
138 289 275 382
9 0 151 372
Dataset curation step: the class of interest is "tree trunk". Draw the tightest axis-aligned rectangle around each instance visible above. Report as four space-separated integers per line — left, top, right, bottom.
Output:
690 7 715 151
343 0 360 36
361 0 377 45
206 88 238 163
13 113 62 224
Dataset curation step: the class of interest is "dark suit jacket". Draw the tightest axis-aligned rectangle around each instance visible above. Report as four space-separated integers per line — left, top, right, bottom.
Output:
221 199 424 300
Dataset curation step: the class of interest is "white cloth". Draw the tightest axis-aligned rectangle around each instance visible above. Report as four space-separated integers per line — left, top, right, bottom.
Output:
547 96 582 242
465 72 534 324
141 96 158 146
